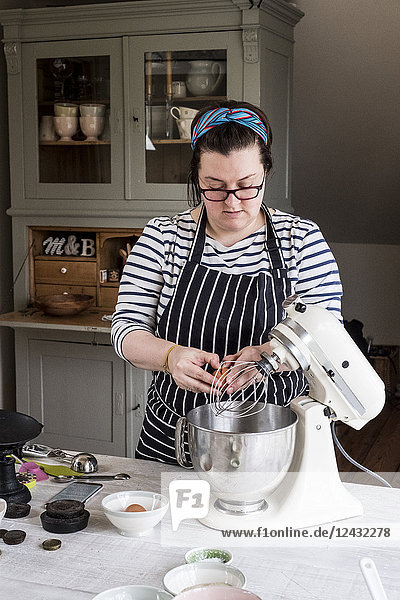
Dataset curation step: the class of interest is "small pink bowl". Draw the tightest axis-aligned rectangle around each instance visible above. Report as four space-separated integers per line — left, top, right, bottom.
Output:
174 586 262 600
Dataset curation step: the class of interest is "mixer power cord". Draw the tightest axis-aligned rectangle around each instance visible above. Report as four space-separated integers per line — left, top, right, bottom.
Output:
331 421 392 488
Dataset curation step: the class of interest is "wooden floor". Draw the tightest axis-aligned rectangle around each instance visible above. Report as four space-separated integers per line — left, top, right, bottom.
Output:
334 395 400 488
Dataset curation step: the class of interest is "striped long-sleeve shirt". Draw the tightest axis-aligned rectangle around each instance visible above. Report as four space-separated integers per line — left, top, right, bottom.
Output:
111 208 342 360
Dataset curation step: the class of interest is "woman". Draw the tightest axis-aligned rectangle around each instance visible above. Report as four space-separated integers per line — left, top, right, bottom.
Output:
112 100 342 464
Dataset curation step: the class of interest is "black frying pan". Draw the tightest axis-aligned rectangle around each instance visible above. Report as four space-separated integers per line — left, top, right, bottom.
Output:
0 409 43 452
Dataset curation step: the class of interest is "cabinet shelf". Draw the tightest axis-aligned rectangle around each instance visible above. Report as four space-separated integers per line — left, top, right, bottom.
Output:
151 95 226 103
38 100 109 106
151 139 191 144
40 140 110 146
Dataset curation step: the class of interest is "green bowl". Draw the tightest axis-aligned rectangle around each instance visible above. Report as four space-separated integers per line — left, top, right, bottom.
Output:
185 547 233 565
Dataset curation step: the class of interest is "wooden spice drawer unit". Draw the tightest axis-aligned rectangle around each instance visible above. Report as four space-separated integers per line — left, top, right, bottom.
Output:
29 226 143 309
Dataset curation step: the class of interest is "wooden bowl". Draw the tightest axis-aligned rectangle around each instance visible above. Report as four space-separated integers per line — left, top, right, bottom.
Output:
34 294 95 316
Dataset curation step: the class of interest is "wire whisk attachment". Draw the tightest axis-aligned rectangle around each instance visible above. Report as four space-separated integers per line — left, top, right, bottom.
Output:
209 360 267 418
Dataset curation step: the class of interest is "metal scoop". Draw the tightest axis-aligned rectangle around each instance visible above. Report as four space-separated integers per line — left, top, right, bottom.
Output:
23 444 98 473
53 473 130 482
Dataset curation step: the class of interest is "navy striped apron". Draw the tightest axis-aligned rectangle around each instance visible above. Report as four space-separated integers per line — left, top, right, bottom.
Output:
136 204 307 464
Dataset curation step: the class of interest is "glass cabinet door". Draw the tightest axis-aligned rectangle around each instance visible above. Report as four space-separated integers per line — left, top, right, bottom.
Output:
128 32 242 201
144 49 227 184
22 39 124 200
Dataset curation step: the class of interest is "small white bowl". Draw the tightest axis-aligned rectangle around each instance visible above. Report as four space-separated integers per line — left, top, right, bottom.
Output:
185 548 232 565
174 586 261 600
102 490 169 537
0 498 7 524
54 102 79 116
163 563 246 596
80 103 106 117
92 585 173 600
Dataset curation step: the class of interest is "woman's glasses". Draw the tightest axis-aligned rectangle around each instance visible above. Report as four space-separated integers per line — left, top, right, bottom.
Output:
199 174 265 202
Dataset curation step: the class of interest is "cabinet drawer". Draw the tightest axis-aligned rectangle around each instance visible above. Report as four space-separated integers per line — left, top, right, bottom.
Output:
35 283 97 299
35 260 97 285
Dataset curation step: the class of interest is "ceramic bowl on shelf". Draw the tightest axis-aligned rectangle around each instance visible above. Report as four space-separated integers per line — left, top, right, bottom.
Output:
79 116 105 141
92 585 173 600
53 116 78 141
185 548 233 565
102 490 169 537
80 103 106 117
174 586 261 600
54 102 79 116
163 563 246 596
34 293 94 316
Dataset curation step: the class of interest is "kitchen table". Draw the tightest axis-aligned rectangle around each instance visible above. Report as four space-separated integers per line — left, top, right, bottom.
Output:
0 454 399 600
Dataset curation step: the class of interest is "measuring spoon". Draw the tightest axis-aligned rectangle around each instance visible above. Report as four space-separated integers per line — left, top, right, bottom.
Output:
53 473 130 482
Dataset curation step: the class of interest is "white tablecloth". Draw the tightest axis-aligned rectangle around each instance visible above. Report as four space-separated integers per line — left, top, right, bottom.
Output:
1 455 399 600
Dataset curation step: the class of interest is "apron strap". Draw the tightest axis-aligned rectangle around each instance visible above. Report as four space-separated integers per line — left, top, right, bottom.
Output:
189 204 207 263
262 204 287 273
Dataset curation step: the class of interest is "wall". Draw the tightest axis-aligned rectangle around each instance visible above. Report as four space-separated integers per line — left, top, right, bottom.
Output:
291 0 400 345
329 243 400 346
0 17 15 409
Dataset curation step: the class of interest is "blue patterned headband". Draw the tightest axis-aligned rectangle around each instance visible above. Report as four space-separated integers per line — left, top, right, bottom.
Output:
191 107 268 150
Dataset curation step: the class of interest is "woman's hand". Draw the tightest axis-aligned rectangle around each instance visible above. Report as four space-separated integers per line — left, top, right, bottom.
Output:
167 345 220 394
221 342 288 394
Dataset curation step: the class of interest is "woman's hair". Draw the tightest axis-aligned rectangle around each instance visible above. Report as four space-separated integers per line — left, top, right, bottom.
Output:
187 100 273 208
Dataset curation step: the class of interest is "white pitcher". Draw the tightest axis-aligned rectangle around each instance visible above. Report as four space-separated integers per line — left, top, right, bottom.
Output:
186 60 224 96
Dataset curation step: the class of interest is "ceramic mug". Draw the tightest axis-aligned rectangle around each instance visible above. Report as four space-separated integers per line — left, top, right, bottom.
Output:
54 102 79 117
39 116 58 141
80 103 106 117
79 116 105 141
170 106 198 121
176 117 194 140
53 116 78 141
172 81 187 98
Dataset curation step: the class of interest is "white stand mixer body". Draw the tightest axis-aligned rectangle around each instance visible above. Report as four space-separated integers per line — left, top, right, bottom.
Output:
269 302 385 430
200 299 385 531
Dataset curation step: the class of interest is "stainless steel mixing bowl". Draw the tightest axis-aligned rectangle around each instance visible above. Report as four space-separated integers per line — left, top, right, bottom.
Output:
176 402 297 514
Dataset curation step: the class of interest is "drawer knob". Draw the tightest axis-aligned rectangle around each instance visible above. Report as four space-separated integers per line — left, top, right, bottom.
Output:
60 267 68 274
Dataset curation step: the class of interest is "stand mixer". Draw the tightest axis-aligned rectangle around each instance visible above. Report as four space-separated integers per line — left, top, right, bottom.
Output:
176 295 386 530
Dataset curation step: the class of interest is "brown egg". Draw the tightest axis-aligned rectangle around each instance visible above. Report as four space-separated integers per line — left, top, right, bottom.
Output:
212 366 229 383
125 503 146 512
